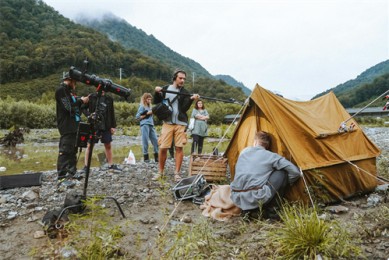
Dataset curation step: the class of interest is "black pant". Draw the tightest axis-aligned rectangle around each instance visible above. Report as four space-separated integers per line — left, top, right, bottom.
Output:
57 133 78 178
191 134 204 154
242 170 288 219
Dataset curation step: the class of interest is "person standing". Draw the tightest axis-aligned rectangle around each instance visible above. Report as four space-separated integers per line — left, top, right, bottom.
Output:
55 72 89 182
190 99 209 154
153 69 200 182
83 91 121 172
230 131 301 219
136 93 159 163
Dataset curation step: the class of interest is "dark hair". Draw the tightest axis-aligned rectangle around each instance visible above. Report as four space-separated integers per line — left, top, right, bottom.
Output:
172 69 186 80
195 99 205 109
254 131 271 150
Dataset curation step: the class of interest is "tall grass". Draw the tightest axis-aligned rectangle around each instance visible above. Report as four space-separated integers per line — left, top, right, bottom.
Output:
267 203 363 259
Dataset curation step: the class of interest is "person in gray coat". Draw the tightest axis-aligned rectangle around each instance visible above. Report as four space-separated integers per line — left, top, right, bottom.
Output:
230 131 301 219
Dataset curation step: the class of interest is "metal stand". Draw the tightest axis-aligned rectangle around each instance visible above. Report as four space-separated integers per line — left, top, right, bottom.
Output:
55 88 126 226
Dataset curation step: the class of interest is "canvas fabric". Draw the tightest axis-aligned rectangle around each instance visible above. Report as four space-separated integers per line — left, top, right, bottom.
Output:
225 85 381 203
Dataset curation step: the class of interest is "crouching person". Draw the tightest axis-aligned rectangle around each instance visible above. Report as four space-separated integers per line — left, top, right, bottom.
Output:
230 131 301 220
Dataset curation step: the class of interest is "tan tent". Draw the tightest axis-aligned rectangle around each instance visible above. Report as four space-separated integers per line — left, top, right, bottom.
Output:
225 85 381 203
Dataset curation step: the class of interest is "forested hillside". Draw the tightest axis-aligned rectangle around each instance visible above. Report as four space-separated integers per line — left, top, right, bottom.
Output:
214 75 251 95
337 73 389 108
0 0 247 103
312 60 389 102
77 15 212 79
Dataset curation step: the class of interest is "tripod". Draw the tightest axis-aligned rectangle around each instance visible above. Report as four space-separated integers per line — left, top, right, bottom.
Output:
55 88 125 226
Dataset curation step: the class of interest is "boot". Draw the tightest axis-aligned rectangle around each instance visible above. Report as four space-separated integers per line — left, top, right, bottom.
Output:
154 153 159 163
144 154 150 163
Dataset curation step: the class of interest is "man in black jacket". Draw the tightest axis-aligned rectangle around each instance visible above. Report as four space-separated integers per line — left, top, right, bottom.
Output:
153 69 199 182
55 73 89 182
82 91 121 172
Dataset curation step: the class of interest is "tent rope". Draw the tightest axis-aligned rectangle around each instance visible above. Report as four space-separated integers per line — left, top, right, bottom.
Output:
159 99 249 234
344 159 389 184
299 168 320 221
340 89 389 128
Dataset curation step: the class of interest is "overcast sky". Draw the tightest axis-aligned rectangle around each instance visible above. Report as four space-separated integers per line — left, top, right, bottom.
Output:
44 0 388 100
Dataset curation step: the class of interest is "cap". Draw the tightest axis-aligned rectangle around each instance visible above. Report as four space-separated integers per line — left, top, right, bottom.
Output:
63 72 71 80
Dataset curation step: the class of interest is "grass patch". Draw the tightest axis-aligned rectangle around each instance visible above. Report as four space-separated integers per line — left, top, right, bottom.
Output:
32 197 127 259
267 203 363 259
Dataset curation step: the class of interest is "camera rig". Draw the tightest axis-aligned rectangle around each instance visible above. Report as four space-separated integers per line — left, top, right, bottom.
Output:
68 62 131 100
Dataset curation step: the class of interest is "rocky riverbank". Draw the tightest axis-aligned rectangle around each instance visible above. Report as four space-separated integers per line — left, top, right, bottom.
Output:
0 127 388 259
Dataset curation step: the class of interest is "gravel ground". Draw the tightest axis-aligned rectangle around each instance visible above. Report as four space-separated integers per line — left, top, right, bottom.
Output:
0 127 388 259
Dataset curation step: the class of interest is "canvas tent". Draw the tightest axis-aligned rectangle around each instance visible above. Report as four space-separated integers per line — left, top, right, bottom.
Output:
225 85 381 203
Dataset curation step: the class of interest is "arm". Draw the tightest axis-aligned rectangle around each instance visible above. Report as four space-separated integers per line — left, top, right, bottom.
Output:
153 85 166 104
272 156 301 185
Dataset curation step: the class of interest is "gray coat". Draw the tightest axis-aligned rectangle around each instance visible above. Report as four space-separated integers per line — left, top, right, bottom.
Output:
230 146 301 210
190 109 209 137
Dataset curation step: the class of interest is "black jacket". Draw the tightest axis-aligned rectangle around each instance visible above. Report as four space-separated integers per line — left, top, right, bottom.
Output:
153 85 193 124
55 82 83 135
85 93 117 131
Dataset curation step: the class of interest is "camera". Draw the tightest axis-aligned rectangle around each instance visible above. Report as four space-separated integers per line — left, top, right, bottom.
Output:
68 66 131 100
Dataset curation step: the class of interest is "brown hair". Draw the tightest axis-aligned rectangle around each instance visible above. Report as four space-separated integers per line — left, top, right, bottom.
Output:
141 93 152 108
254 131 271 150
195 99 205 110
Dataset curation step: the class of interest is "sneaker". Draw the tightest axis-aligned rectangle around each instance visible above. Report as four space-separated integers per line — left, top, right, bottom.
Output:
108 164 122 173
152 172 163 181
174 173 182 183
57 179 76 188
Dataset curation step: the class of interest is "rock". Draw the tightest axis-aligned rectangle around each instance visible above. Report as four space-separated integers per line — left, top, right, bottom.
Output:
180 214 192 223
325 205 349 214
21 190 39 201
367 194 382 207
33 230 46 239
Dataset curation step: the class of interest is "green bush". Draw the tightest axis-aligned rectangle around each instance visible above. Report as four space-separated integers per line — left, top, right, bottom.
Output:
0 98 56 128
0 98 243 129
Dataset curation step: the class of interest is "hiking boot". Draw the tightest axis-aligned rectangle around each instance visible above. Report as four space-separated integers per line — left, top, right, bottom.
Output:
154 153 159 163
108 164 122 173
143 154 150 163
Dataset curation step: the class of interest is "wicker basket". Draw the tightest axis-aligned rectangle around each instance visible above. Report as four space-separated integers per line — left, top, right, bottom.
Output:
189 154 228 182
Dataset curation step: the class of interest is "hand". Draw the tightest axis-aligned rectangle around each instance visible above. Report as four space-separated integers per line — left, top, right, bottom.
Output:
111 128 116 134
81 95 90 104
155 86 162 92
191 94 200 100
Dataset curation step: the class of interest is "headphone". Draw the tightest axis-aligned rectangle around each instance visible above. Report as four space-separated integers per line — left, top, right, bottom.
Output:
172 69 186 81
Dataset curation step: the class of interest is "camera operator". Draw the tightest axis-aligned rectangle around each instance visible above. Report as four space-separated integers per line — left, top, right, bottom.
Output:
82 91 121 173
55 72 89 184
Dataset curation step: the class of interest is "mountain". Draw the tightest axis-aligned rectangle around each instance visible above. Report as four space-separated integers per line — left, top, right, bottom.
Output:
0 0 247 103
76 15 252 96
312 60 389 99
76 14 213 79
214 75 251 95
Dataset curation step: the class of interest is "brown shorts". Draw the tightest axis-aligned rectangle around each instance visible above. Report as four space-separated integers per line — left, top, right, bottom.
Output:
158 124 187 148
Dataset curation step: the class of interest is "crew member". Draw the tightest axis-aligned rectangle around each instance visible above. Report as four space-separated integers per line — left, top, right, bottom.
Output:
55 72 89 182
83 91 121 172
153 69 199 182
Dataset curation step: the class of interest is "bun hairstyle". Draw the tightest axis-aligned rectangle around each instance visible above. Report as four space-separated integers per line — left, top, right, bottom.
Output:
172 69 186 81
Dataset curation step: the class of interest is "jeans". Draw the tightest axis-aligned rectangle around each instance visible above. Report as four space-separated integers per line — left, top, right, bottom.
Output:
141 124 159 155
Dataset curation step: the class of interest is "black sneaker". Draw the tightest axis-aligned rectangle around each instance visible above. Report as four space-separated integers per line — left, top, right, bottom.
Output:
108 164 122 173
